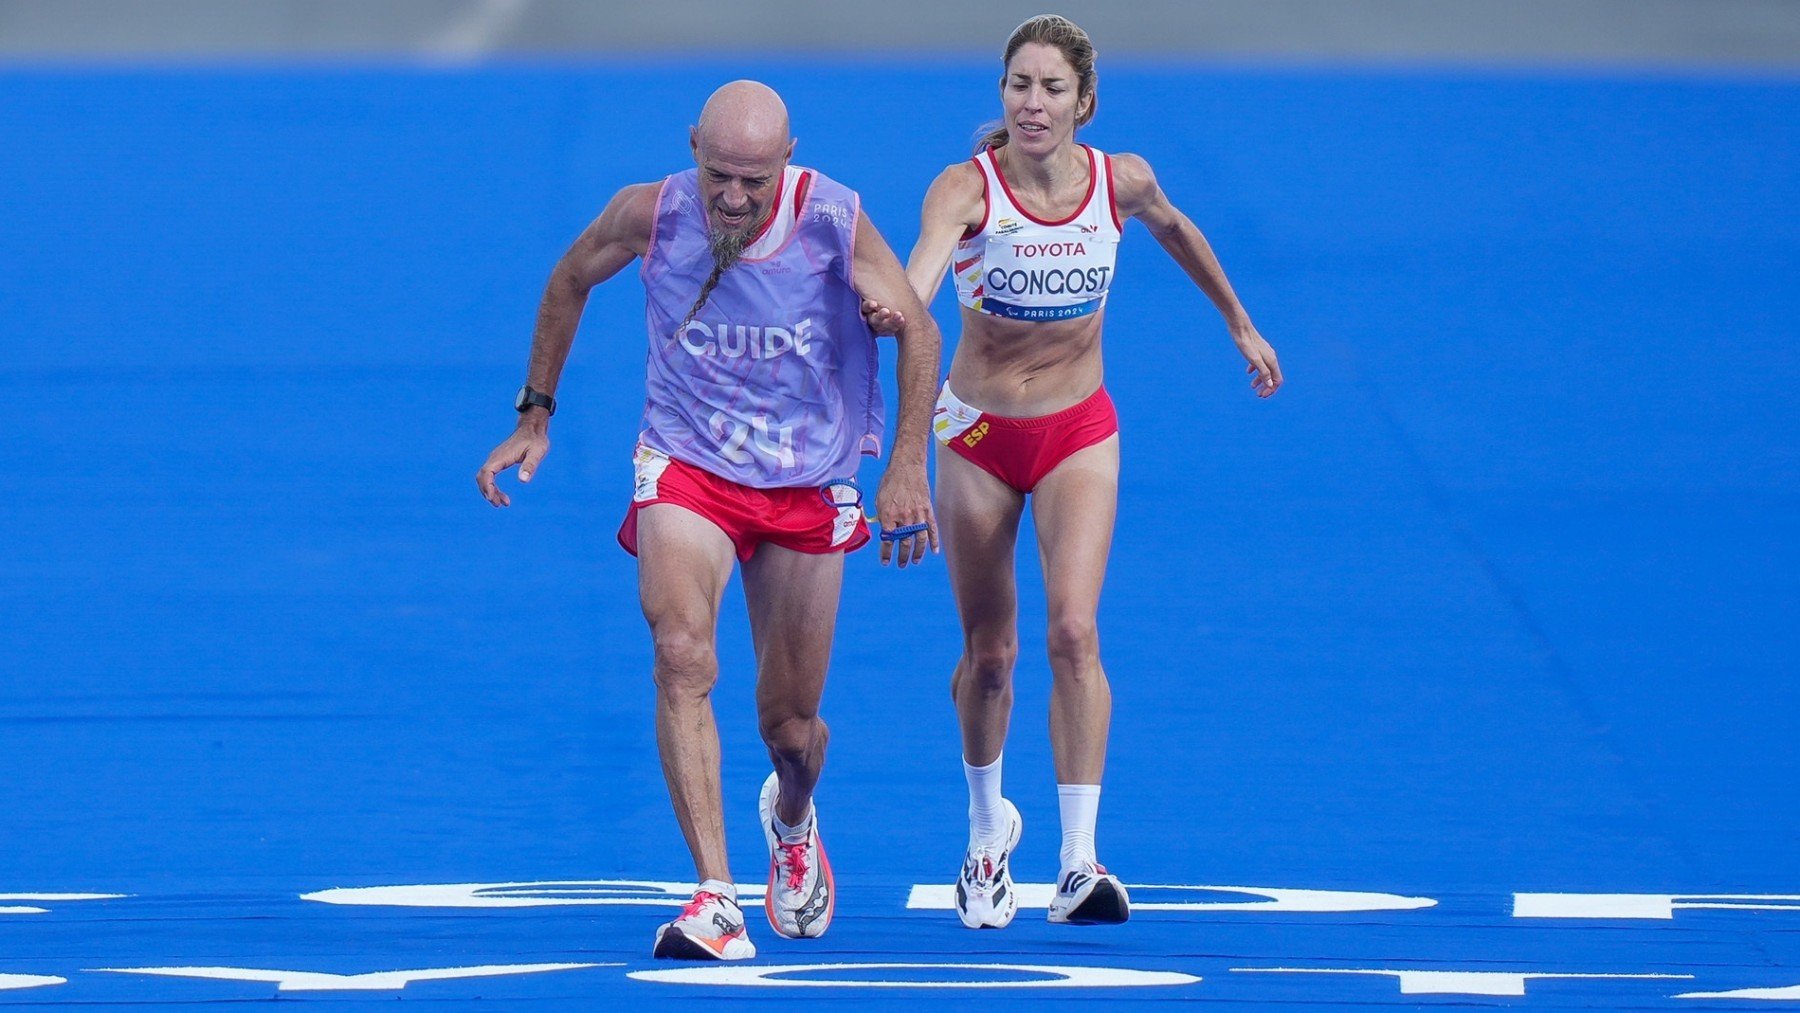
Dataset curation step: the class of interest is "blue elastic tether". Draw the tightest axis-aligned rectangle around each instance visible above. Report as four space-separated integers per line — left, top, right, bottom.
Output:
880 522 930 542
820 478 862 509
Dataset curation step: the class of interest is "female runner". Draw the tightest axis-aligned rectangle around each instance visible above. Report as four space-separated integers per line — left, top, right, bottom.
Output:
876 14 1282 928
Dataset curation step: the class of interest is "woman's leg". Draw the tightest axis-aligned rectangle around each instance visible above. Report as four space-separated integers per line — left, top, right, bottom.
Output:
1031 434 1119 787
1030 434 1125 923
939 448 1028 772
938 446 1030 927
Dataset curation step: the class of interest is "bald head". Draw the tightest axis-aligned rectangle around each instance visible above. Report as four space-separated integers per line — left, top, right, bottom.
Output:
693 80 791 161
690 80 795 245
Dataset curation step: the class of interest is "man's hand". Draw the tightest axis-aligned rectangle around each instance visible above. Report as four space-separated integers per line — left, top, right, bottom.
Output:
1233 321 1283 398
476 421 550 507
861 298 906 336
873 459 937 567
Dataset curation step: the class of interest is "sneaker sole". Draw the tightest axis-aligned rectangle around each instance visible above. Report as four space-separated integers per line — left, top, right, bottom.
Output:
1062 878 1130 925
652 924 753 961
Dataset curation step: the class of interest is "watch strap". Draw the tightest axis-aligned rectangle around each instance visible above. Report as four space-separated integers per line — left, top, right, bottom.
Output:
516 385 556 416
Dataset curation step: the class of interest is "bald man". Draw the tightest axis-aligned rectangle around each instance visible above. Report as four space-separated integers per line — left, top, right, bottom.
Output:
478 81 941 960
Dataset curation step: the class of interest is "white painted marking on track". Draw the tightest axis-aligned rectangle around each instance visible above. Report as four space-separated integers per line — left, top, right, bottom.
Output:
906 882 1435 913
0 975 65 991
302 879 763 908
1678 983 1800 1001
93 963 611 992
0 893 127 916
629 963 1199 989
1232 968 1691 997
1514 893 1800 920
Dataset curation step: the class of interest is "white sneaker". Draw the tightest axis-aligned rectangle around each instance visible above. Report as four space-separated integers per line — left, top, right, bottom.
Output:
1046 861 1130 924
955 799 1022 928
759 771 835 938
652 889 756 960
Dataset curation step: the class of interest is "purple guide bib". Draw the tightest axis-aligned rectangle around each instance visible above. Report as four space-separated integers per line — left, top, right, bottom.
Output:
638 165 882 488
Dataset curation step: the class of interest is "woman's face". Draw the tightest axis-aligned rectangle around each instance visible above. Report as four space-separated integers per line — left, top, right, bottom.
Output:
1001 42 1090 155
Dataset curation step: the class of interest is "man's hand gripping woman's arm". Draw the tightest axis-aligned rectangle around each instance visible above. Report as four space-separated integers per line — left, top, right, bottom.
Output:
851 208 942 567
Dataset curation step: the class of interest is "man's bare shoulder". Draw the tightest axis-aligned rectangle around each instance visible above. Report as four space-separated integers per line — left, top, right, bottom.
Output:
605 181 664 241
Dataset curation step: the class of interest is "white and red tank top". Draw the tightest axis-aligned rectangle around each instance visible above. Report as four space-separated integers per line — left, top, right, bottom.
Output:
953 144 1122 322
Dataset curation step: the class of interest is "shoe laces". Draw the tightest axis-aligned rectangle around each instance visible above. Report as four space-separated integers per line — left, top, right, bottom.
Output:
965 839 1004 884
680 890 722 920
778 841 810 890
967 849 998 883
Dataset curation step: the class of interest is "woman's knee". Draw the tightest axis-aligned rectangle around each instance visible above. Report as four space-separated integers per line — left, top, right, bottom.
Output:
960 637 1018 696
1046 613 1101 670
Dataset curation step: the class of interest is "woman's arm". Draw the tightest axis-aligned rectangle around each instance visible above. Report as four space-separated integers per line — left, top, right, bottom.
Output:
863 162 986 334
1113 153 1283 397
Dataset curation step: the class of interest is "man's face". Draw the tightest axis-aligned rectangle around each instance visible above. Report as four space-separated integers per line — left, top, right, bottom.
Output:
691 130 794 241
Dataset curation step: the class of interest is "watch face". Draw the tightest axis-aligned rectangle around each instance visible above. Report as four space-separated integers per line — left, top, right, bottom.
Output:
515 386 530 411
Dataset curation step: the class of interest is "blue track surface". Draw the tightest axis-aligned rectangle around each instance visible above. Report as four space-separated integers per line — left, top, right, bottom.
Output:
2 60 1797 1007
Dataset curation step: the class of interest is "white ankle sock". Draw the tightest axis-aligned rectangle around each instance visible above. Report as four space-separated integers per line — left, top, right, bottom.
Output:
1057 783 1101 870
772 803 814 845
964 753 1005 842
697 878 737 904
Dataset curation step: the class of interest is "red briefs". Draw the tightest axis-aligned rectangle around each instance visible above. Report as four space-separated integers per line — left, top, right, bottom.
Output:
617 445 872 563
933 384 1119 493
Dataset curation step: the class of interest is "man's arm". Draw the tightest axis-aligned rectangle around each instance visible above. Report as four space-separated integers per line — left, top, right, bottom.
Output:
1113 153 1283 398
477 183 660 507
851 207 943 566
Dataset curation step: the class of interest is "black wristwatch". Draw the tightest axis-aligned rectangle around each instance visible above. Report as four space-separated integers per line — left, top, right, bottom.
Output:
515 385 556 416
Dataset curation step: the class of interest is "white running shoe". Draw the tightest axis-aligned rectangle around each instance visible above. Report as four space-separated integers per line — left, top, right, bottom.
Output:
652 889 756 960
955 799 1023 928
1046 861 1131 924
759 771 835 939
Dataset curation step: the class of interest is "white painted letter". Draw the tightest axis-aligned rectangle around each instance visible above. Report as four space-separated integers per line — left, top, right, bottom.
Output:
630 962 1199 989
93 964 608 993
0 893 125 916
0 975 64 991
1233 968 1690 998
1515 893 1800 920
906 882 1435 915
301 880 764 909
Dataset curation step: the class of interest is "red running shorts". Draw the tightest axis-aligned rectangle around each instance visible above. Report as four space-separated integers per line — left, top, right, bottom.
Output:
617 445 871 562
933 384 1119 494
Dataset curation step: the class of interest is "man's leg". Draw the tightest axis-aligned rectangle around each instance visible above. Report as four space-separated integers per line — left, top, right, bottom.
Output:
742 543 845 825
637 503 738 885
741 542 845 939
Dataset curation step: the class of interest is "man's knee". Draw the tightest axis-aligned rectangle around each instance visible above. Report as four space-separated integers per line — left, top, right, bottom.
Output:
650 626 718 698
760 712 826 762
